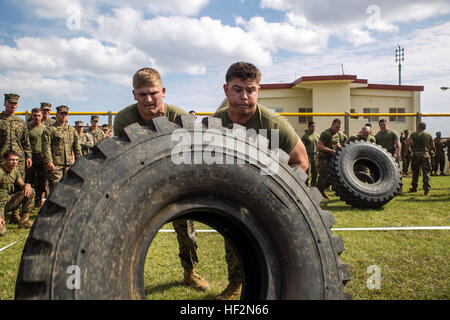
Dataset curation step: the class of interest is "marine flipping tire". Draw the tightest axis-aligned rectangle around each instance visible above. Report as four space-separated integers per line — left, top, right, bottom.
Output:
330 140 402 208
15 115 351 300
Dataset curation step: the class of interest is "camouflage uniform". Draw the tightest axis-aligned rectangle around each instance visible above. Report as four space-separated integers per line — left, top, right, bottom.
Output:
87 116 106 146
317 128 348 192
43 118 56 126
301 130 319 187
446 139 450 163
410 130 433 192
86 127 106 146
173 219 199 270
0 112 32 178
433 136 446 175
400 133 411 175
26 122 47 202
375 129 399 158
0 165 35 232
42 109 82 193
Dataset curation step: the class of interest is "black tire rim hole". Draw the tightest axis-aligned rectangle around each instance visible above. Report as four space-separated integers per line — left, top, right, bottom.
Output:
141 209 269 300
353 159 381 184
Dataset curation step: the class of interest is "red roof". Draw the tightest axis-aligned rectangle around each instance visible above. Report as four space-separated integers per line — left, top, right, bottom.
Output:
260 75 424 91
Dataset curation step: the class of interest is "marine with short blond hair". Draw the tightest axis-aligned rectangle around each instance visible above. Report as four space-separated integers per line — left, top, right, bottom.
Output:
112 68 210 293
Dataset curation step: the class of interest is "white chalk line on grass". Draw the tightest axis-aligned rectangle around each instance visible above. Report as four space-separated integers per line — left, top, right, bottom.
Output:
0 236 27 253
1 226 449 253
159 226 450 232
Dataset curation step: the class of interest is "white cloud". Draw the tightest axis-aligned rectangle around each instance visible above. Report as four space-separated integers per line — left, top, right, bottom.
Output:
25 0 81 19
145 0 210 16
26 0 210 19
260 0 450 25
0 36 150 78
238 16 328 53
259 0 450 46
93 8 273 73
0 71 86 101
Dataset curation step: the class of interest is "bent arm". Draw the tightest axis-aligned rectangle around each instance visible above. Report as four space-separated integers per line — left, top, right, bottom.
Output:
288 139 309 172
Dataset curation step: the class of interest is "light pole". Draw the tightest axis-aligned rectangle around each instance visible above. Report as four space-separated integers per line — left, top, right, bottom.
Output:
395 44 405 85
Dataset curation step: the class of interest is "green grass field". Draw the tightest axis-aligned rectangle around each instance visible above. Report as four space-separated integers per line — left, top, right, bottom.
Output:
1 176 449 300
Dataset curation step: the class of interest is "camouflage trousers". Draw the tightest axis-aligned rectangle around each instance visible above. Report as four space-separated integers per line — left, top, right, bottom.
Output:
0 189 35 220
18 158 26 180
317 156 331 191
402 154 411 174
26 153 47 197
411 153 431 191
172 219 199 270
224 240 243 283
433 153 445 174
47 165 71 194
306 153 318 187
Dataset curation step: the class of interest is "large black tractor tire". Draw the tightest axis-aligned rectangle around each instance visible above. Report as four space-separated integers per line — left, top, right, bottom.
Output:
330 140 401 208
15 116 350 300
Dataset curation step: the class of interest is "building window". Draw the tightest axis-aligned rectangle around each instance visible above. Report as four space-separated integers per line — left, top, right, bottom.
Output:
389 108 406 122
350 108 359 119
268 107 283 113
298 108 312 124
363 107 379 123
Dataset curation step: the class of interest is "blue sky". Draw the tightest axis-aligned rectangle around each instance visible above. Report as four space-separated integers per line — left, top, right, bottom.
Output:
1 0 449 134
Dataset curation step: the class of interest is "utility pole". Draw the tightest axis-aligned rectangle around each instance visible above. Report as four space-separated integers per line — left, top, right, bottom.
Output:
395 44 405 85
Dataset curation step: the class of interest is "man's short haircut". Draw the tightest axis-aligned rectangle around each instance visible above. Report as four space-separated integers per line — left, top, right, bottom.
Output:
31 107 42 114
365 123 372 127
418 122 426 130
308 121 315 127
133 68 162 89
332 118 341 125
226 62 261 84
379 119 387 124
3 149 19 159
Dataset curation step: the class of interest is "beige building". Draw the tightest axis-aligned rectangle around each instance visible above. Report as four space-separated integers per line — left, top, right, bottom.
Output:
219 75 424 137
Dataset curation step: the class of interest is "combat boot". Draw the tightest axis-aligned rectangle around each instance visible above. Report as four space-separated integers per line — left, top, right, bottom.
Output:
9 209 20 224
408 187 417 193
18 213 33 229
183 269 211 291
216 282 242 300
424 190 430 197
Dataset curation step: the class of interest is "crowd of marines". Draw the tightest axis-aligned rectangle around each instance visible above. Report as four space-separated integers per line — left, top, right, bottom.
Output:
301 118 449 199
0 95 111 235
0 62 448 300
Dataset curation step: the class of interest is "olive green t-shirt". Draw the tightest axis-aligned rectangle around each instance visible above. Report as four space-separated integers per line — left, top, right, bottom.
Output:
409 131 433 153
27 123 46 154
113 103 188 136
0 166 20 202
318 128 348 158
212 104 299 154
348 134 376 143
301 131 319 154
375 129 399 154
